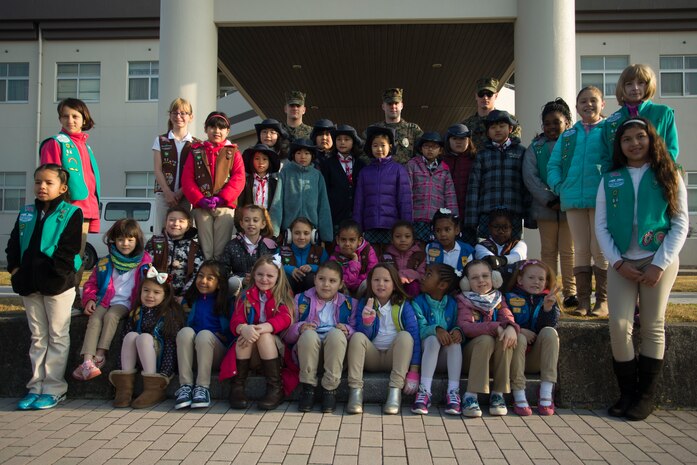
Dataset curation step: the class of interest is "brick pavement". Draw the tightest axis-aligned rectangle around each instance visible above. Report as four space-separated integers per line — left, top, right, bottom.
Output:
0 397 696 465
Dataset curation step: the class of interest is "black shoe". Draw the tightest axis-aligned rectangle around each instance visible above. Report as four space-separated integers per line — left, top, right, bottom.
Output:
563 295 579 308
321 388 337 413
298 383 315 412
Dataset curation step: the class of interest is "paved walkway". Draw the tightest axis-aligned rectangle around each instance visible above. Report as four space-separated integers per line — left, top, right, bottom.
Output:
1 398 696 465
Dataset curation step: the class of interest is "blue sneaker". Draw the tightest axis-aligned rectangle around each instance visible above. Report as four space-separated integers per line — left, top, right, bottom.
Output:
411 385 431 415
32 393 66 410
17 393 40 410
174 384 193 409
190 385 210 408
489 393 508 416
462 395 482 418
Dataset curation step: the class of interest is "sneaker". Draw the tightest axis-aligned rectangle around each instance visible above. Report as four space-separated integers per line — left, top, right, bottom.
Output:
174 384 193 409
444 389 462 415
462 396 482 418
321 388 337 413
489 393 508 416
190 385 210 408
72 360 101 381
17 393 40 410
298 383 315 412
32 393 66 410
411 385 431 415
563 295 579 308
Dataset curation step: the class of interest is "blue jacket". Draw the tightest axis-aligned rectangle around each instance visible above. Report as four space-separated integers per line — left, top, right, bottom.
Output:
504 287 559 333
185 294 234 346
411 293 462 341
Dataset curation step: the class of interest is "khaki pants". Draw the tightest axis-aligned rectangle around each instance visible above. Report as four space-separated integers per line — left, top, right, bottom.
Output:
538 219 576 297
462 334 514 393
566 208 607 269
23 288 76 395
192 206 235 260
80 304 130 356
176 327 226 387
511 328 559 390
297 328 348 390
347 331 413 389
608 257 678 361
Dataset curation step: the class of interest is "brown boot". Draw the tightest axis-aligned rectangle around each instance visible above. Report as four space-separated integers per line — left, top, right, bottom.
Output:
257 358 284 410
229 359 250 409
591 266 608 317
131 373 169 409
571 266 592 316
109 370 136 408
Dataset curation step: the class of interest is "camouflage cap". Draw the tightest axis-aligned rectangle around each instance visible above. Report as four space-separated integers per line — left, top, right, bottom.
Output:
383 88 403 103
476 77 499 94
286 90 306 106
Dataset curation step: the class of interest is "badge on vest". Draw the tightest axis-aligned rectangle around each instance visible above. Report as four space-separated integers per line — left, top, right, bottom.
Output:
607 112 623 123
19 212 34 223
461 256 469 268
402 138 409 148
607 177 624 188
298 303 308 316
641 230 664 247
511 307 522 314
473 313 481 322
428 248 441 259
509 297 525 308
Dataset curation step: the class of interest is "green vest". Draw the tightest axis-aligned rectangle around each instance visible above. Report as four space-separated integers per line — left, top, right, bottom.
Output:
603 101 678 160
41 134 101 201
557 128 578 182
532 138 552 185
604 167 670 254
18 201 82 271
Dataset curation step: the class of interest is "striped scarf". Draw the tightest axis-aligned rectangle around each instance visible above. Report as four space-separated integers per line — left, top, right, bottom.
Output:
109 244 143 274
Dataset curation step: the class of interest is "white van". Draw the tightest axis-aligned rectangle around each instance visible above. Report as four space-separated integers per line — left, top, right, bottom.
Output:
84 197 158 270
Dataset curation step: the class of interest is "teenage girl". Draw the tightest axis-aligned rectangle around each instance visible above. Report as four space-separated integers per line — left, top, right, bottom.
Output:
235 143 280 230
280 217 328 294
152 97 195 234
329 219 378 296
547 86 612 317
506 260 561 416
425 209 474 275
221 255 295 410
182 111 245 260
346 263 421 415
109 269 184 408
382 221 426 298
7 164 83 410
596 118 688 421
523 98 578 308
175 260 232 409
40 98 101 311
254 118 290 163
72 219 152 381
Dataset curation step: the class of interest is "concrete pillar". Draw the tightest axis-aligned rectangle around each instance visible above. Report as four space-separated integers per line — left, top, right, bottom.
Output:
514 0 576 144
158 0 217 138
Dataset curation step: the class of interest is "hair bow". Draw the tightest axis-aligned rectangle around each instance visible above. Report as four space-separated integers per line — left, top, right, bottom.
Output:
146 265 169 284
439 208 452 215
271 254 283 269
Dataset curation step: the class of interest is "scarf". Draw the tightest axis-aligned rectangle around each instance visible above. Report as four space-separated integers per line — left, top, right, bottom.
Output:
203 140 228 159
626 104 639 117
462 289 503 314
109 244 143 274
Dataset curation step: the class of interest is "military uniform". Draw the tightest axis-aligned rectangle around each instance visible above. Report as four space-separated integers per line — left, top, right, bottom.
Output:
283 90 313 142
462 77 522 150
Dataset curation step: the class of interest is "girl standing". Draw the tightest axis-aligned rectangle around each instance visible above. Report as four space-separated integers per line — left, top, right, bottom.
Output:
347 263 421 415
254 118 290 163
547 86 612 317
441 124 477 227
174 260 232 409
280 217 328 294
7 164 83 410
234 144 280 230
152 98 196 234
596 118 688 421
182 111 245 260
382 221 426 298
72 219 152 381
221 255 294 410
109 268 184 408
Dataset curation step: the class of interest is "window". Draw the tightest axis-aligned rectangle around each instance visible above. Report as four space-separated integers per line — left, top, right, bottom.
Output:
0 63 29 102
103 201 152 222
687 172 697 214
125 172 155 198
56 63 100 101
580 56 630 97
0 172 26 211
659 55 697 97
128 61 158 101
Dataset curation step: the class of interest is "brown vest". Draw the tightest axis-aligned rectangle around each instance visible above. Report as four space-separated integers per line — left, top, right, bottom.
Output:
149 235 200 279
190 144 238 197
280 244 324 267
155 134 194 193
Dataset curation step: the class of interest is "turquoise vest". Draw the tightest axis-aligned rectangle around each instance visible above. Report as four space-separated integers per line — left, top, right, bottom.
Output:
532 138 552 185
604 101 679 160
18 201 82 271
604 167 670 254
41 134 101 201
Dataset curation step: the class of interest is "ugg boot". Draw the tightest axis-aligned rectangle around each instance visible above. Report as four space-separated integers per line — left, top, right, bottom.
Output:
383 387 402 415
257 358 284 410
571 266 592 316
229 359 250 409
608 359 637 417
131 373 169 409
626 355 664 421
591 266 608 317
109 369 137 408
346 388 363 414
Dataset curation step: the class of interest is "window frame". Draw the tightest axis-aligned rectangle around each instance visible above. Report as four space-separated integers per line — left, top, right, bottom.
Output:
0 62 30 103
56 62 101 102
125 171 156 198
580 55 630 98
659 55 697 98
127 61 159 102
0 172 27 212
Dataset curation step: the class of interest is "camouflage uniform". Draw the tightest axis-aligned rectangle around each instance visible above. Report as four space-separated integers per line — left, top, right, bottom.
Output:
462 78 521 150
283 90 313 141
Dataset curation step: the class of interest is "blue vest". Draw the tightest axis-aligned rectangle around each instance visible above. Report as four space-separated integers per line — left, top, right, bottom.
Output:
425 240 473 272
505 292 543 330
297 291 353 324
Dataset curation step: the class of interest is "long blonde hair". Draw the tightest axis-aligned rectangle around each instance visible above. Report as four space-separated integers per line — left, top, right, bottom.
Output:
248 255 295 322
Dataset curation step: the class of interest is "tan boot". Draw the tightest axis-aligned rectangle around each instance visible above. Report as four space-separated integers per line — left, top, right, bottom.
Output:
571 266 592 316
108 369 136 408
591 266 608 317
257 358 284 410
131 373 169 409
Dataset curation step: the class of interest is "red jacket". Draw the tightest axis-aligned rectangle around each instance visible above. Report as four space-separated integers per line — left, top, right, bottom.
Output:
181 140 245 207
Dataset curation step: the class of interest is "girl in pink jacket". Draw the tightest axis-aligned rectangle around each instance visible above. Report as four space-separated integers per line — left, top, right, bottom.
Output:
381 221 426 297
329 219 378 297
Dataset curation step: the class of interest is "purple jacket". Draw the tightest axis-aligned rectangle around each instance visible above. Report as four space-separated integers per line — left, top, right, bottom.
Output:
353 156 413 230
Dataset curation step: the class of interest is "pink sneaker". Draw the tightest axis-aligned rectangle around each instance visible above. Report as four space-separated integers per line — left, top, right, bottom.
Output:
72 360 101 381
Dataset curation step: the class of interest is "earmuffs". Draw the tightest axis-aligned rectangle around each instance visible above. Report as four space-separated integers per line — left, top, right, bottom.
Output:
284 226 319 246
459 270 503 292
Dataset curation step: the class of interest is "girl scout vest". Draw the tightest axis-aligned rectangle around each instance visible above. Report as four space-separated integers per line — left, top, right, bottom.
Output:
531 137 552 185
556 129 578 182
426 240 473 271
18 201 82 271
149 235 200 278
296 292 353 324
478 238 520 257
156 134 195 193
190 143 238 197
280 244 324 267
604 167 670 253
506 292 543 330
40 134 101 201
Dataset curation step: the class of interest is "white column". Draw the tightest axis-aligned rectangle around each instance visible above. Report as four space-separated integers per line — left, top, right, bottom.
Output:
515 0 576 144
158 0 217 138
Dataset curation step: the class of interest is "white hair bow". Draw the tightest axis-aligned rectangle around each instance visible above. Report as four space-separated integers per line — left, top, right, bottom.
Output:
272 254 282 269
146 265 169 284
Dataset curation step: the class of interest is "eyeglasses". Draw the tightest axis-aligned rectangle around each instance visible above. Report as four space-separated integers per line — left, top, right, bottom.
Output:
170 111 191 117
477 91 494 98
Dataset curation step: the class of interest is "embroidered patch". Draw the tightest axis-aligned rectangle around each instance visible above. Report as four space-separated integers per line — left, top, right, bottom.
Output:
19 212 33 222
607 112 623 123
655 231 666 245
402 137 409 148
55 133 70 143
428 248 441 258
512 307 522 314
563 128 576 137
641 231 654 247
607 177 624 188
509 297 525 307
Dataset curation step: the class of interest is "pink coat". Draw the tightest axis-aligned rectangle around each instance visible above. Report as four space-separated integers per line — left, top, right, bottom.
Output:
455 292 519 339
82 252 152 308
329 238 378 293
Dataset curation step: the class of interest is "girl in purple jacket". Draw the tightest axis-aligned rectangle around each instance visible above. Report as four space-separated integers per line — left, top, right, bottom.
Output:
353 126 413 249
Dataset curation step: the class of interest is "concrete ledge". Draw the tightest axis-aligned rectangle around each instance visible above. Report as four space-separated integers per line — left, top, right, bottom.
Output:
0 313 695 408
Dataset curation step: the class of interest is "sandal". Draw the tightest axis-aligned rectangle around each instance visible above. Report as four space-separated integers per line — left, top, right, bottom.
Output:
514 400 532 416
537 387 555 416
